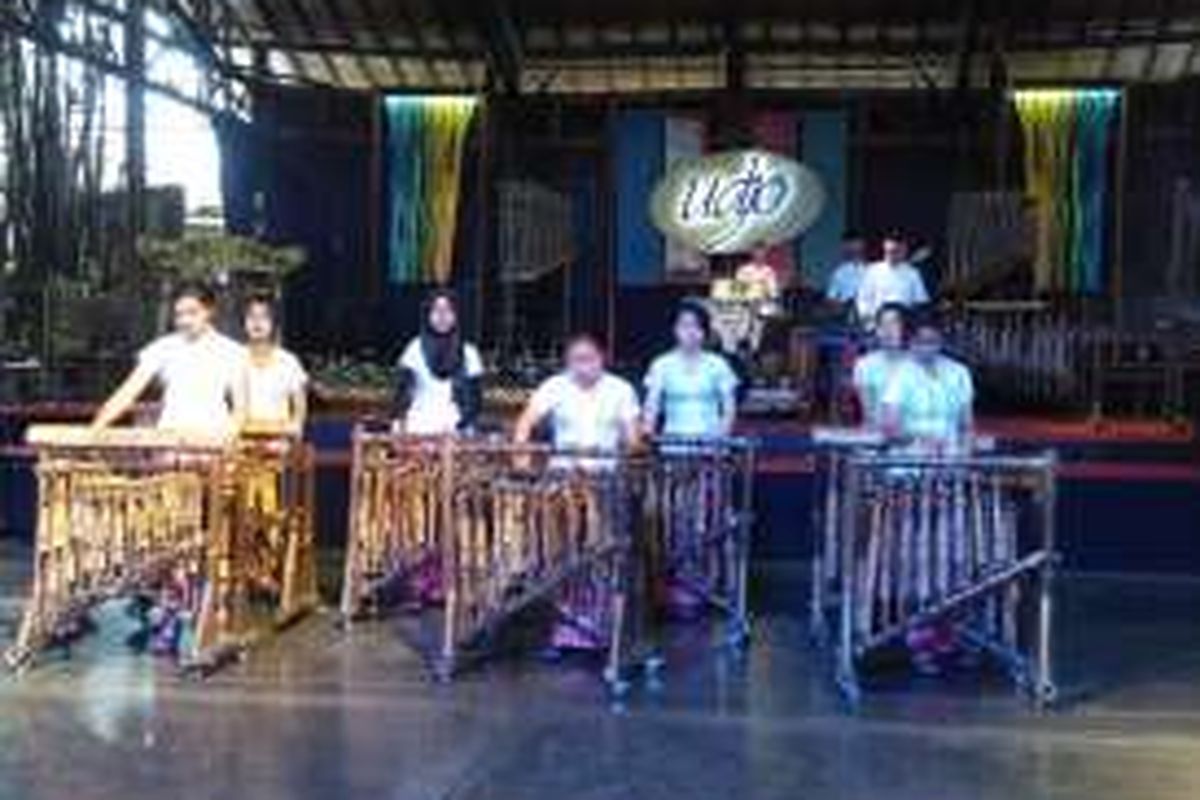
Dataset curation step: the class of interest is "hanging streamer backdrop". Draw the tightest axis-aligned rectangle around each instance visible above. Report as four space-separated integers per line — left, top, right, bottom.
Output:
385 96 477 284
1014 90 1118 294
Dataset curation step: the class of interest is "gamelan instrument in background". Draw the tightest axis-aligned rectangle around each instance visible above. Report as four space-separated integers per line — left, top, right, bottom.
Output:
341 427 756 692
810 431 1058 706
6 424 317 673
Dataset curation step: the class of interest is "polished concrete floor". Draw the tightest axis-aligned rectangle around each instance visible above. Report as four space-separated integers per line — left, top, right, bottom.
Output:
2 544 1200 800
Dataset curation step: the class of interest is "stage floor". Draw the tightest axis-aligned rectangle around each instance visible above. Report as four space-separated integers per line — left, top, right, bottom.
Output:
2 546 1200 799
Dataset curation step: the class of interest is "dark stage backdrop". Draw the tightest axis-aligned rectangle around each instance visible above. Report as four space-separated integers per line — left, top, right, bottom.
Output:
217 87 487 360
218 85 1196 367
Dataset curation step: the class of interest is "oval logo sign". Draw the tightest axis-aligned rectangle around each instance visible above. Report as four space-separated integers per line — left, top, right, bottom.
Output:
650 149 826 254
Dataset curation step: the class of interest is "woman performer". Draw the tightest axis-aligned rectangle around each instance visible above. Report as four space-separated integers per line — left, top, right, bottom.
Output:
91 281 243 655
93 281 244 434
514 334 641 653
392 289 484 436
234 293 308 433
879 310 975 453
642 298 739 439
643 299 740 619
514 333 640 453
232 294 308 600
877 310 975 674
852 302 910 429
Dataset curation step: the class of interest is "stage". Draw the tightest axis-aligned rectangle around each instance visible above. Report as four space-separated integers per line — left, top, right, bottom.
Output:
1 409 1200 798
1 545 1199 799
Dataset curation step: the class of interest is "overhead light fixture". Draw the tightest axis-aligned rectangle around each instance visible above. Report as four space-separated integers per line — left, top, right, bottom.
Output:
384 95 478 109
1011 88 1121 103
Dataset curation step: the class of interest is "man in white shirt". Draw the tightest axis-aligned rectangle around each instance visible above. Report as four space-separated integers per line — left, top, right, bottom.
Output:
514 334 640 455
825 233 868 306
855 235 930 326
93 283 244 435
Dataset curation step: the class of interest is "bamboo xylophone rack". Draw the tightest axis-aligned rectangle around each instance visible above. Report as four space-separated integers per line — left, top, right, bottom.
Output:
811 433 1058 706
341 427 756 693
6 424 318 674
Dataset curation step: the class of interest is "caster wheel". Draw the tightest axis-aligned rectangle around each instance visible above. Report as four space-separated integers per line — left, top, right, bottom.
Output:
432 660 455 684
607 677 632 699
1034 682 1059 708
726 623 751 651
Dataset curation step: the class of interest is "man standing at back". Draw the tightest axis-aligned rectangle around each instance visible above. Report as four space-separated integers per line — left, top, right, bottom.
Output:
855 234 930 327
825 232 869 310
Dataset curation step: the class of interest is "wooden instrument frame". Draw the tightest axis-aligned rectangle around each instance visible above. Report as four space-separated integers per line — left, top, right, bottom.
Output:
341 426 757 692
811 442 1059 707
6 424 318 673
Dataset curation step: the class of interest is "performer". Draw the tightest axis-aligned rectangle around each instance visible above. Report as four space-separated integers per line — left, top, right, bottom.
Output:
854 235 930 327
392 289 484 436
851 303 910 429
825 233 868 309
514 334 640 454
643 299 739 439
513 335 640 653
233 293 308 591
879 310 975 453
734 243 781 303
90 282 242 656
92 282 243 434
733 242 782 321
234 293 308 433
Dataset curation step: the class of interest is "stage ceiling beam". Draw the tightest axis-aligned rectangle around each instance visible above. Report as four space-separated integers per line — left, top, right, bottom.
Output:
344 0 405 86
0 5 221 114
722 13 744 91
419 0 474 88
195 22 1200 63
1142 0 1175 81
160 0 250 108
312 0 385 87
279 0 344 85
392 0 440 87
1103 0 1128 80
467 0 524 94
955 0 981 92
243 0 310 83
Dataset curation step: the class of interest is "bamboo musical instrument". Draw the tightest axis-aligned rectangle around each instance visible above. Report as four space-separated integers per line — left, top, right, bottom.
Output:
7 425 317 673
341 428 756 690
811 445 1058 706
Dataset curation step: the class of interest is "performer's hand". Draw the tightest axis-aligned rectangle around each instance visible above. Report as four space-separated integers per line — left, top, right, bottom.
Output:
512 451 533 474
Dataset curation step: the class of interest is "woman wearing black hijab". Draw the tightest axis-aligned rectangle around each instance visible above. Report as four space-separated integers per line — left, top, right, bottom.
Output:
392 289 484 434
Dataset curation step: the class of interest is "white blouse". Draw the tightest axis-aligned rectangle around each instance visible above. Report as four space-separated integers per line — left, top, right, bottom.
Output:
138 330 244 433
399 338 484 435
